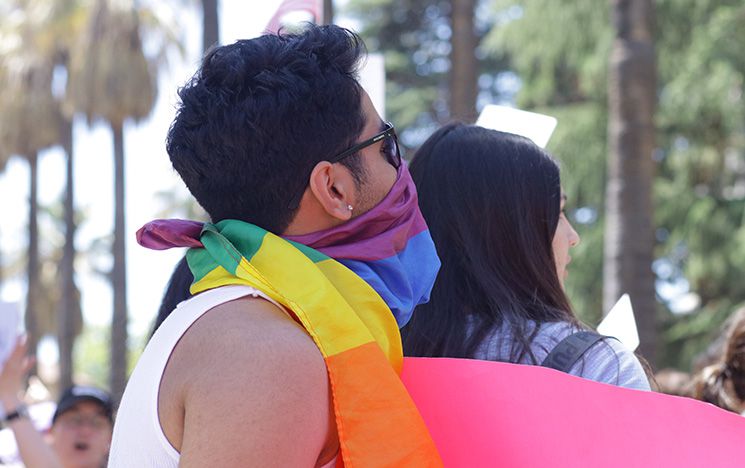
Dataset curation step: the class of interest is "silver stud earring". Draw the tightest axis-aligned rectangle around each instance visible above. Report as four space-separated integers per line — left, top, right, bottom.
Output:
347 204 354 212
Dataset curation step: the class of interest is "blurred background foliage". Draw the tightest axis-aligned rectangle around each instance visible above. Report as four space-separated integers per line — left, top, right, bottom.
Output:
348 0 745 370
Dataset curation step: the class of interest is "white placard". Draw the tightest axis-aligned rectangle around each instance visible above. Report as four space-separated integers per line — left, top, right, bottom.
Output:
0 302 20 368
476 105 558 148
597 294 640 351
359 53 386 121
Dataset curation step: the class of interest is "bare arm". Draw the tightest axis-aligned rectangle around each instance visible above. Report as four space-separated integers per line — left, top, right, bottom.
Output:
173 299 331 467
0 337 62 468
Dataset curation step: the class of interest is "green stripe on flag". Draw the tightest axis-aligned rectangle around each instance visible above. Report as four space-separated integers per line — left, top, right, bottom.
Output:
199 223 245 274
187 220 329 283
212 220 266 262
186 248 218 283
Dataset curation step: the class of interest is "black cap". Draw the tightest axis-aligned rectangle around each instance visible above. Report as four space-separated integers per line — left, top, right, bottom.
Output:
53 386 114 424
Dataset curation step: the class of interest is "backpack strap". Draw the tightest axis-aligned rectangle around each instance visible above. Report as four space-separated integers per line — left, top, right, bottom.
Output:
540 331 608 373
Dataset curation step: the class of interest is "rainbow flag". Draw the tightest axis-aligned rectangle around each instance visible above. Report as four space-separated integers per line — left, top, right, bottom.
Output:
185 220 442 467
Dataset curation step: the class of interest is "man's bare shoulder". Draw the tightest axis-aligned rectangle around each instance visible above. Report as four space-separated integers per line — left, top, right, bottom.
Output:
162 296 332 466
175 295 327 391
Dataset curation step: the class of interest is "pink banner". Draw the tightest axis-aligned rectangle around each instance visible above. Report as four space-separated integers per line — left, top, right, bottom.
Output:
401 357 745 467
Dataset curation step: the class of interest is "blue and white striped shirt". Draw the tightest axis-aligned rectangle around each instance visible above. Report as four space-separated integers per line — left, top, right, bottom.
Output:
471 320 651 391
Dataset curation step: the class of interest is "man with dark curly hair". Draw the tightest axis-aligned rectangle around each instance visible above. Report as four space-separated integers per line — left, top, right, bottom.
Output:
108 24 441 467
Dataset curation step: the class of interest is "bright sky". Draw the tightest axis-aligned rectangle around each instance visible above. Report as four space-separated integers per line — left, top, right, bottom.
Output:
0 1 353 342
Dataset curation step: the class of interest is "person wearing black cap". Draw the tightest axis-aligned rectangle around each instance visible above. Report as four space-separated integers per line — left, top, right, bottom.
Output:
0 336 113 468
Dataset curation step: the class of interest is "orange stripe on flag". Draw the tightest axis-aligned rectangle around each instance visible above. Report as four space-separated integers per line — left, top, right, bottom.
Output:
326 342 442 468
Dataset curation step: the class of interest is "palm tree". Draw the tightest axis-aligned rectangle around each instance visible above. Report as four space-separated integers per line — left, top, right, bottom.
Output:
449 0 478 122
201 0 219 53
6 0 87 392
0 5 64 363
67 0 158 402
604 0 657 364
37 0 86 393
32 207 83 396
58 115 77 391
323 0 334 24
176 0 219 56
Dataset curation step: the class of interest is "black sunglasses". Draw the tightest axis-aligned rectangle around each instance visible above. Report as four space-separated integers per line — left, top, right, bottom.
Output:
287 122 402 209
329 121 402 168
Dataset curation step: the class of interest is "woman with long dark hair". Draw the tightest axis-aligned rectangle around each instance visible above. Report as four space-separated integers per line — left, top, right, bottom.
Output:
403 123 650 390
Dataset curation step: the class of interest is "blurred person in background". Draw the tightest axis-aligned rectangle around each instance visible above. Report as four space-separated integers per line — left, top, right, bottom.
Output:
693 307 745 415
0 337 113 468
402 123 650 390
653 368 692 397
692 306 745 373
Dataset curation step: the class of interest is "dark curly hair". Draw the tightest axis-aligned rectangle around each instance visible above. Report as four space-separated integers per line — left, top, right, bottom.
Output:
167 24 368 233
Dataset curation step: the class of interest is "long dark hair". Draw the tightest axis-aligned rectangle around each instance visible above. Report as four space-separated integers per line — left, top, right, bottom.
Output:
402 123 579 363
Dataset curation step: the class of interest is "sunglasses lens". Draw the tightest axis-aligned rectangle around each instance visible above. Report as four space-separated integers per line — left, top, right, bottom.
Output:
382 133 400 168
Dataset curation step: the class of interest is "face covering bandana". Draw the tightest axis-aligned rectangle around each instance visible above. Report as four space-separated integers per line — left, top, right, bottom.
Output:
285 164 440 326
137 164 440 327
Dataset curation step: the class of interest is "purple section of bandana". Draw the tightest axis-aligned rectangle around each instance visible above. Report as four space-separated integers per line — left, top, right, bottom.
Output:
284 164 428 261
136 219 204 250
136 165 428 262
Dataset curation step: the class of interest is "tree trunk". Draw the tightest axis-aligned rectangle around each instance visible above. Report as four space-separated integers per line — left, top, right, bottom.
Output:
323 0 334 24
604 0 657 364
449 0 478 122
25 151 40 365
201 0 219 55
110 122 128 404
59 117 76 391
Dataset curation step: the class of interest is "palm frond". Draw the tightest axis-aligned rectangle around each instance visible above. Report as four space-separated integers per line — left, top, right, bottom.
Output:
66 0 158 127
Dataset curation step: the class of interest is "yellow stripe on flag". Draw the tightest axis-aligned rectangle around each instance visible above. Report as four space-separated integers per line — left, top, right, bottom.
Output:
316 259 402 371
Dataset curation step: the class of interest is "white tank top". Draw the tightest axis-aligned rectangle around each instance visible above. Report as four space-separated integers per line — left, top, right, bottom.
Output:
108 285 337 468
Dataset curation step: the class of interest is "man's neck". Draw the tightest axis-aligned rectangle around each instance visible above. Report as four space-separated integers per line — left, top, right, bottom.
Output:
282 202 341 236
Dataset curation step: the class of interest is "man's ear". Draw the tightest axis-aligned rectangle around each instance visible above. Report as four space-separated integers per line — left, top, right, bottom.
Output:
308 161 354 221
